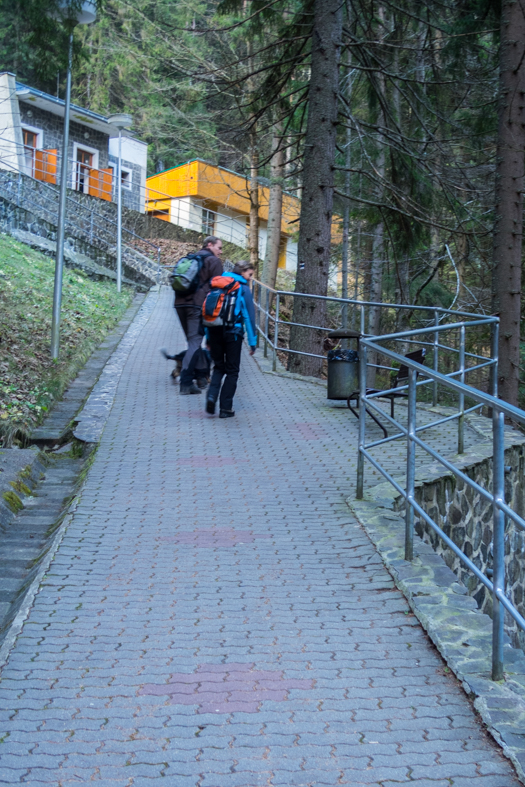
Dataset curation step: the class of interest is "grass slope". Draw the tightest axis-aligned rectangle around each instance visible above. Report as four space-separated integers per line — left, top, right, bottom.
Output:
0 234 134 446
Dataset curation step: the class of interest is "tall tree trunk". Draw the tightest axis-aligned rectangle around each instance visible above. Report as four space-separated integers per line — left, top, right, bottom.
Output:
288 0 342 376
262 124 285 289
367 4 386 384
248 126 260 273
340 49 352 327
492 0 525 406
367 221 384 385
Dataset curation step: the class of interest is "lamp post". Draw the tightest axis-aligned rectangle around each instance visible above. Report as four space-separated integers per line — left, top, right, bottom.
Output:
50 1 97 360
108 113 132 292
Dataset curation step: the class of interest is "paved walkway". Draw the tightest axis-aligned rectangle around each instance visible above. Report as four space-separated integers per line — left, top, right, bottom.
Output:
0 288 519 786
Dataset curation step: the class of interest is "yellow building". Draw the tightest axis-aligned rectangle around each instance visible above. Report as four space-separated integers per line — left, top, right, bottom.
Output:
146 159 300 270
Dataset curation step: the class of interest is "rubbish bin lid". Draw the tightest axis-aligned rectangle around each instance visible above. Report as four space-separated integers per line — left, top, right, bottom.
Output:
327 329 361 340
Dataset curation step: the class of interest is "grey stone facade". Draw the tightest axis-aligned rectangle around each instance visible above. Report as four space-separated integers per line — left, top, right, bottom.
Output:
20 103 109 169
108 153 142 212
19 103 143 211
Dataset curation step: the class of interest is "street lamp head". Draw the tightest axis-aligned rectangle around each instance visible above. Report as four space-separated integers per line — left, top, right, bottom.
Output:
108 113 133 131
53 1 97 25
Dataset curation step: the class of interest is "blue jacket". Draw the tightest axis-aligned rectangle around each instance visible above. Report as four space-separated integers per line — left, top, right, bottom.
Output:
226 273 257 349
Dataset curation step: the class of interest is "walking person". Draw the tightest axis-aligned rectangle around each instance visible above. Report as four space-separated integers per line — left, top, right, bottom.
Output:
204 260 257 418
175 236 223 395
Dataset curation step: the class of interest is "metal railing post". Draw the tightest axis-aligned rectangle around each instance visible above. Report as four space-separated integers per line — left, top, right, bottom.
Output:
264 287 269 358
356 342 367 499
433 310 439 405
157 247 161 285
490 320 499 398
116 128 123 292
405 367 417 561
17 171 21 206
492 408 505 681
458 325 465 453
272 293 280 372
50 32 74 360
255 283 261 347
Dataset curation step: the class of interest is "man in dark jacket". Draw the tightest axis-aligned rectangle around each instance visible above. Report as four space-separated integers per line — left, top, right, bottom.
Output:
175 236 223 394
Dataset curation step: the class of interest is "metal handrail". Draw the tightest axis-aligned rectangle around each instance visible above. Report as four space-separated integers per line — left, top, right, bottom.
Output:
252 280 519 680
252 279 498 410
357 327 525 681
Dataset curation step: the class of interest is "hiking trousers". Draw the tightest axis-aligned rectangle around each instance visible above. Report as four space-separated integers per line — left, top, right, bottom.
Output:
175 305 204 385
207 329 243 411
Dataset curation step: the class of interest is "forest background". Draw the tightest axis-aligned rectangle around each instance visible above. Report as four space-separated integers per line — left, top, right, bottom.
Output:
1 0 524 406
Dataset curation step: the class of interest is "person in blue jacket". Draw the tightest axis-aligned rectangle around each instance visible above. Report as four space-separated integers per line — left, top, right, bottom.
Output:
205 260 257 418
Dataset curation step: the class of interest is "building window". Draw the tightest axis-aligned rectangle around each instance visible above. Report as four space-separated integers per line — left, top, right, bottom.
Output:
202 208 215 235
76 147 93 193
22 128 39 177
109 164 132 191
121 169 132 190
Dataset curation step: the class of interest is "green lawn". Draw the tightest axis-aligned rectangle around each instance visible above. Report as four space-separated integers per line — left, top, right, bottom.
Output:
0 234 134 446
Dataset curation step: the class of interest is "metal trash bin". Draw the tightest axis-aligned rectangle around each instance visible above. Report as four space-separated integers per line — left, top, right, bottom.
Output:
326 329 360 400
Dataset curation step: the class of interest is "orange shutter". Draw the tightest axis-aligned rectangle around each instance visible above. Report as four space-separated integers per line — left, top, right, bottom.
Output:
34 149 57 184
89 168 113 201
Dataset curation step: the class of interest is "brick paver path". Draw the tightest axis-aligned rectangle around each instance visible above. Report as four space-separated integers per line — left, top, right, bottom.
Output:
0 288 518 786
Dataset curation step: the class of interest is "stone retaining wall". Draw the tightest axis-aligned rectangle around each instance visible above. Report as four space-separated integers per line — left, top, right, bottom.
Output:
0 194 155 289
0 170 206 246
391 424 525 649
0 170 247 275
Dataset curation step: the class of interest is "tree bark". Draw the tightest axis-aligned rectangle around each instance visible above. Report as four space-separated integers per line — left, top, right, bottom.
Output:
492 0 525 406
262 124 285 289
248 126 260 273
367 221 384 385
367 4 386 379
340 50 352 327
288 0 342 376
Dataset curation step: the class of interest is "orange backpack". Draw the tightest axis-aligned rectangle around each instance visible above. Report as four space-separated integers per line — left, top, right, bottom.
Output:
202 276 241 327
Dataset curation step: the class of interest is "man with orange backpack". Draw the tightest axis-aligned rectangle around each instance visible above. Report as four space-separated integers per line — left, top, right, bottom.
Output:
202 260 257 418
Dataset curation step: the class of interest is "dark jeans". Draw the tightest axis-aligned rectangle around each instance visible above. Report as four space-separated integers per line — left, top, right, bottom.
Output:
175 305 205 385
207 328 243 411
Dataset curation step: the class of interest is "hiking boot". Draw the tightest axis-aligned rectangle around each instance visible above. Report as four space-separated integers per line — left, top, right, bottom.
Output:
196 377 209 389
180 383 201 395
205 398 216 415
219 409 235 419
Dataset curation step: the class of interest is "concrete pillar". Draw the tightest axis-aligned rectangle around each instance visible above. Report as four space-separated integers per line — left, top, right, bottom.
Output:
0 72 25 173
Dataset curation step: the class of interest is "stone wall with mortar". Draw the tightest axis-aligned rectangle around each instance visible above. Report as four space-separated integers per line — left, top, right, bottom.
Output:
390 422 525 649
0 192 155 289
0 170 247 258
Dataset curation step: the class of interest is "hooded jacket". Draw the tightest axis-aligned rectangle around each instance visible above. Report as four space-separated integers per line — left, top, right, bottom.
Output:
206 273 257 349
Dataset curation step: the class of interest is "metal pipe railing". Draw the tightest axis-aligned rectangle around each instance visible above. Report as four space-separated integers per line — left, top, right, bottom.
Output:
252 279 523 681
357 333 525 681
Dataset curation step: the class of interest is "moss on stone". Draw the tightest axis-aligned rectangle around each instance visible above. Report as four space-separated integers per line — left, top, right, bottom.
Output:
10 479 32 496
2 490 23 513
19 464 33 480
